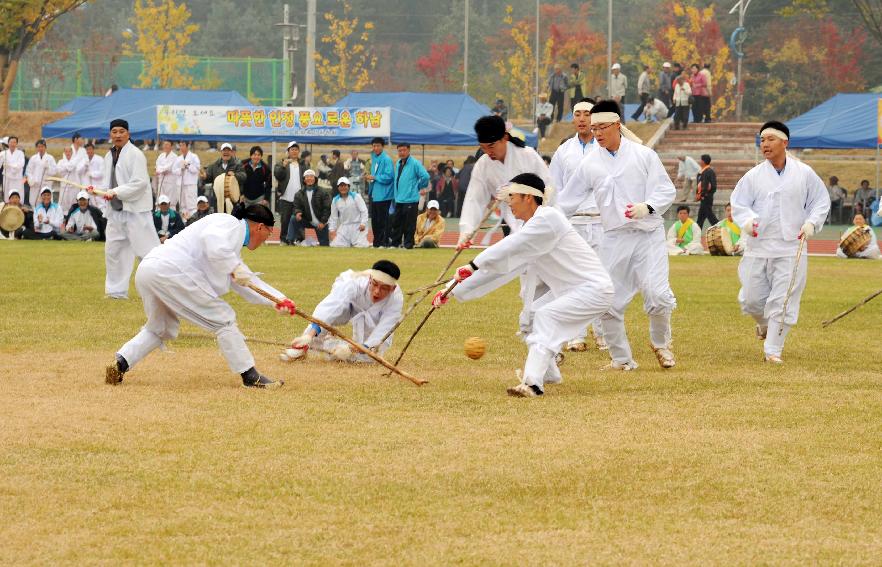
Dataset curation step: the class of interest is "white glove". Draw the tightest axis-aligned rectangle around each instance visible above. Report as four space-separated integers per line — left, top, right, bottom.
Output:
329 343 352 361
742 218 758 237
231 264 251 286
291 335 312 349
799 222 815 240
624 202 649 219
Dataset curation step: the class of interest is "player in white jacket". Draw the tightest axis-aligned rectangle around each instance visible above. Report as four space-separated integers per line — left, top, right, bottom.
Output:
329 177 370 247
106 204 297 389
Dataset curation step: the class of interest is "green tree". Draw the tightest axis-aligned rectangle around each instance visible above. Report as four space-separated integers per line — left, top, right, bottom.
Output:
0 0 88 120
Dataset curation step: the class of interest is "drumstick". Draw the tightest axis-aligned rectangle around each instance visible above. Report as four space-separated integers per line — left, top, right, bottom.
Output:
44 176 109 197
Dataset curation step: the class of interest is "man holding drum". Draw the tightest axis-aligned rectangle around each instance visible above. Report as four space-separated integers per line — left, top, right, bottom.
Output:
836 213 880 259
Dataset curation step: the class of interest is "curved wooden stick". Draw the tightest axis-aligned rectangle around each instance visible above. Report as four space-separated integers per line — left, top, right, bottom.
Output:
779 236 806 335
45 176 109 196
822 287 882 328
245 282 427 386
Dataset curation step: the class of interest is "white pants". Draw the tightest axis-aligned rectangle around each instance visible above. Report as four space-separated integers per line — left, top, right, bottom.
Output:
105 209 161 298
331 223 370 248
3 177 24 202
676 178 696 202
163 182 182 212
667 241 705 256
308 308 391 354
572 221 606 342
522 283 614 391
59 185 78 213
180 184 198 216
118 258 254 374
738 254 807 357
836 247 881 259
600 226 677 365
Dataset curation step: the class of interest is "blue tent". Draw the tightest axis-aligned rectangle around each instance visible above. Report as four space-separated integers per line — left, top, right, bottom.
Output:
54 96 102 113
785 93 882 149
42 88 252 140
334 91 539 147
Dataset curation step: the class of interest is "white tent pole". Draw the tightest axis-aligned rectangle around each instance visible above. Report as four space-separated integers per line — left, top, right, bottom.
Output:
271 140 277 216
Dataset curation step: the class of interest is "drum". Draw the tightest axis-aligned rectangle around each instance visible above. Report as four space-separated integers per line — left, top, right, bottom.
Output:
839 226 872 258
213 173 241 214
0 205 25 232
706 224 734 256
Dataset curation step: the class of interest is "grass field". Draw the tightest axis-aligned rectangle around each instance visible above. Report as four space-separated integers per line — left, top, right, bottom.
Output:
2 241 882 564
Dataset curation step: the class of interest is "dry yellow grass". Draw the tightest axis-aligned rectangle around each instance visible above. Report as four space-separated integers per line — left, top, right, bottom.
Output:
1 242 881 564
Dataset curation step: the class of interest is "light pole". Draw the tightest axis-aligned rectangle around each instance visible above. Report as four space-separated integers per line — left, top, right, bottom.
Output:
606 0 612 97
534 0 539 119
463 0 469 93
305 0 316 106
274 4 302 104
729 0 751 121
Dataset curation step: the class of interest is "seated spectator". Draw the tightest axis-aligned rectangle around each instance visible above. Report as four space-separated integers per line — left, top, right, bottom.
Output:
186 195 214 226
827 176 847 224
535 93 553 140
153 194 185 243
871 198 882 227
292 171 331 246
676 155 700 202
666 205 704 255
241 145 271 207
642 97 669 122
414 199 445 248
434 166 458 218
853 179 874 212
712 203 744 256
23 187 62 240
0 190 26 239
836 213 880 259
62 191 105 241
329 177 369 248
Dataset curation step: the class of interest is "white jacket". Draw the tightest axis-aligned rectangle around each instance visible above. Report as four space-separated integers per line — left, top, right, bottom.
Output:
103 142 153 213
86 155 104 186
25 152 57 186
175 152 201 185
329 192 368 231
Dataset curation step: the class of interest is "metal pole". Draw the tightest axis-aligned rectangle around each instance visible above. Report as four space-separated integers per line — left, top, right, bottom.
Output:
305 0 317 106
736 4 744 121
282 4 290 101
463 0 469 94
534 0 540 117
606 0 612 97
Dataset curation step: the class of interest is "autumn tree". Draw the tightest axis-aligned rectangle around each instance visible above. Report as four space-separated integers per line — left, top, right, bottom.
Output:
540 4 607 97
0 0 88 120
641 2 736 120
124 0 199 88
488 5 535 119
416 41 459 92
314 0 376 104
852 0 882 45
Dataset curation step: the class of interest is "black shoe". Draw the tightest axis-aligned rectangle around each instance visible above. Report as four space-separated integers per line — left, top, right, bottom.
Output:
105 355 128 385
242 371 284 389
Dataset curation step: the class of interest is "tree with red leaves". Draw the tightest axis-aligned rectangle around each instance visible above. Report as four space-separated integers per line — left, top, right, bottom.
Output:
416 41 459 92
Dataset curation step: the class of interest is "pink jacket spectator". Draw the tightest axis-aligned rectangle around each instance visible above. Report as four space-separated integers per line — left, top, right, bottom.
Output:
691 71 708 97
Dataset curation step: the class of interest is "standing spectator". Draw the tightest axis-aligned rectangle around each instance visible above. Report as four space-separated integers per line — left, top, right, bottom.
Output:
696 154 719 228
632 64 656 121
344 149 366 197
364 137 394 248
292 171 332 246
153 195 185 243
1 136 25 202
609 63 628 118
672 75 692 130
853 180 875 212
568 63 586 104
56 146 85 212
535 93 554 140
154 140 179 207
435 166 459 218
202 142 245 213
667 63 684 118
676 155 700 202
827 175 847 224
240 146 271 207
445 158 459 175
547 64 569 122
23 139 56 208
690 63 709 124
273 141 303 245
316 154 332 190
175 140 201 220
389 142 429 249
658 62 673 108
186 195 214 226
414 199 445 248
701 63 713 122
70 133 88 185
84 143 106 212
491 99 508 121
329 177 369 248
300 150 313 171
456 155 475 217
328 149 346 193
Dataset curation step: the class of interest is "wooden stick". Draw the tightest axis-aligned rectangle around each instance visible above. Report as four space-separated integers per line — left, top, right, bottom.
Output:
380 200 498 343
44 176 109 196
822 287 882 328
779 236 806 335
244 282 427 386
404 279 447 296
177 332 289 347
385 280 461 375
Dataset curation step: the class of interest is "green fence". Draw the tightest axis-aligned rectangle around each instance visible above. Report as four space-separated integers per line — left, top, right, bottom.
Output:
11 51 286 111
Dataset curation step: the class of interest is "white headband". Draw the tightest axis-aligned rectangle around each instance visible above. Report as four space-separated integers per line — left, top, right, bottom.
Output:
589 112 644 144
497 182 545 202
573 102 594 112
760 128 789 141
365 269 397 287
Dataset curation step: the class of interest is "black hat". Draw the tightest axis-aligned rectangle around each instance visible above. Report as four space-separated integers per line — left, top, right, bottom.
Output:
234 203 275 227
474 115 506 144
372 259 400 281
109 118 129 131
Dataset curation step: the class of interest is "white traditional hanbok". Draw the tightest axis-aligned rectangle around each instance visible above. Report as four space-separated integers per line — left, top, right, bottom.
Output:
154 150 181 208
24 151 57 207
1 148 25 202
329 192 370 248
666 219 705 255
175 150 201 216
56 154 86 212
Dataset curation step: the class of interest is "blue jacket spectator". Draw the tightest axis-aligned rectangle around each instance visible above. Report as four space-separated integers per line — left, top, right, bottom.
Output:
393 153 430 204
368 148 394 203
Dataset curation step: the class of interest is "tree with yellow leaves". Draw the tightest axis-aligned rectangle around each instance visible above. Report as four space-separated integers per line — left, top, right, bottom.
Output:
0 0 88 120
641 2 735 120
314 0 376 104
124 0 199 88
490 5 534 119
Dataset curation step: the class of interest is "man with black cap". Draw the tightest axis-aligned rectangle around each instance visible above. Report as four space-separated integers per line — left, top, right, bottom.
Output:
106 204 297 389
730 120 829 364
558 99 677 372
434 173 614 398
283 259 403 362
88 118 161 299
